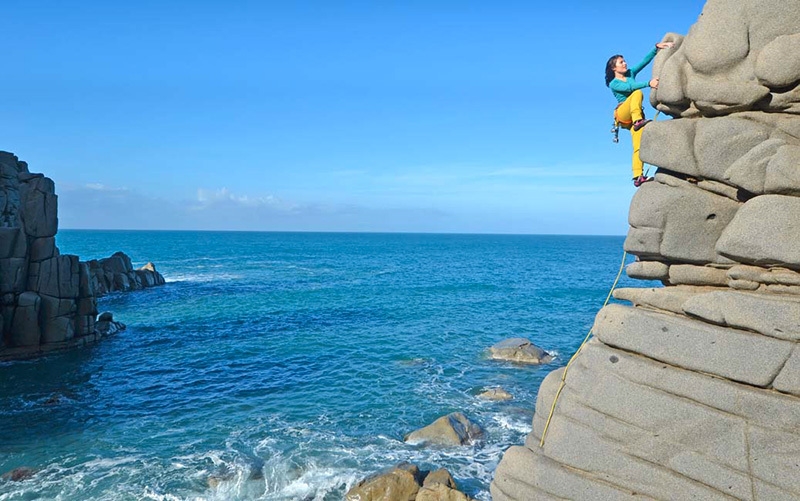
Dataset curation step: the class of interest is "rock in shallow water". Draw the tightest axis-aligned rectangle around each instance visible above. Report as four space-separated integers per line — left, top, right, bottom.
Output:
346 464 473 501
1 467 36 482
345 462 423 501
488 338 552 365
477 387 513 401
404 412 484 446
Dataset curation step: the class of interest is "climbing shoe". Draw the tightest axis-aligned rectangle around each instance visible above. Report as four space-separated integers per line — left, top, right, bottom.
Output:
632 119 651 131
633 175 653 187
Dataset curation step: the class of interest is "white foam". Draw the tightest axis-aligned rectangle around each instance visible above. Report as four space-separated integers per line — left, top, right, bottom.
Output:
165 272 244 283
491 414 533 434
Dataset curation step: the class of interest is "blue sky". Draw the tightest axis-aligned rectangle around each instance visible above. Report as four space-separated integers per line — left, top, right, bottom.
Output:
2 1 705 234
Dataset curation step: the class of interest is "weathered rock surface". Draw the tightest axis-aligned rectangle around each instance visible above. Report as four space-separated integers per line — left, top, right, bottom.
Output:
492 2 800 498
488 338 553 365
404 412 484 446
0 152 165 360
346 464 473 501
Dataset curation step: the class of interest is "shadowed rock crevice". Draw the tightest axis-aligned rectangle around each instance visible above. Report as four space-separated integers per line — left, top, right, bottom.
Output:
492 1 800 498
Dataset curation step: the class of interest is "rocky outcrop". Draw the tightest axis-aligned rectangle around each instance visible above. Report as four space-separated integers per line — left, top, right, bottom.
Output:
345 463 473 501
0 152 165 360
492 2 800 499
87 252 165 296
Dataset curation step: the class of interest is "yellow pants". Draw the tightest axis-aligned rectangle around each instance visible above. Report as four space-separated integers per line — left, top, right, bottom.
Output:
614 89 645 178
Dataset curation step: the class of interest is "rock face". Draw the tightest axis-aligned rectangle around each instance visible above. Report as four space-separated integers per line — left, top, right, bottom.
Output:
492 2 800 499
0 152 165 360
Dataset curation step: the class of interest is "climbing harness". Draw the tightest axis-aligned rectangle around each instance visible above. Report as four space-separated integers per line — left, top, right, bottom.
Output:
538 249 628 448
610 109 661 143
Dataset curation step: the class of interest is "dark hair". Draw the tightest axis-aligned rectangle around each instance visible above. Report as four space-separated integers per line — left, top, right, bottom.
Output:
605 54 623 86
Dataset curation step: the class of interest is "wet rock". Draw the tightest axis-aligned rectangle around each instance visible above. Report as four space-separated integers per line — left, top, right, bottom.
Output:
417 469 473 501
488 338 552 365
477 388 513 401
404 412 484 446
1 467 36 482
345 462 423 501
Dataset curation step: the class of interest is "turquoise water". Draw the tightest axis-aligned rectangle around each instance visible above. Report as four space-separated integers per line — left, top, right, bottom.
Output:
0 231 646 500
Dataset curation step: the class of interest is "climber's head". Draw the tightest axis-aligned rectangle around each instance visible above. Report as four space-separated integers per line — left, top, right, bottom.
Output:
605 55 625 86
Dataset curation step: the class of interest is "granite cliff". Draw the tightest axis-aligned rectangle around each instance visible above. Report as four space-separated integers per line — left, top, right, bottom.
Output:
0 152 165 360
492 1 800 499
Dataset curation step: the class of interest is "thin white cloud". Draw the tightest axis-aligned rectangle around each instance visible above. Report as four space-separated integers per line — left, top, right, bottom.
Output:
195 187 290 209
65 183 130 192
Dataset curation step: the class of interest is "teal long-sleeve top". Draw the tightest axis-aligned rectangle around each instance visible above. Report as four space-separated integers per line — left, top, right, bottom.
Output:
608 47 658 103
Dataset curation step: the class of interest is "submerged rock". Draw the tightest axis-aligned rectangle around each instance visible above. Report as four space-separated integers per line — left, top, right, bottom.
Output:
1 467 36 482
488 338 552 365
404 412 483 446
477 387 513 401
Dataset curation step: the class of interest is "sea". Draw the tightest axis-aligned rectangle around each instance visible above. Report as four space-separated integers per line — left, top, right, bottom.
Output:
0 231 651 500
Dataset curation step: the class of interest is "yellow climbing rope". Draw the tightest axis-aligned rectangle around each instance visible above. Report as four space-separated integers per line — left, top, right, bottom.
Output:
539 249 629 447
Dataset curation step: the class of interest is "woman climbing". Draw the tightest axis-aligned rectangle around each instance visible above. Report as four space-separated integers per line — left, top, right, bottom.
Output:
606 42 674 187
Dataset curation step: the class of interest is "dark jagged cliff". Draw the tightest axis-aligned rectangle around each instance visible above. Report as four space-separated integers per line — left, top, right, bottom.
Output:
0 152 165 360
492 1 800 499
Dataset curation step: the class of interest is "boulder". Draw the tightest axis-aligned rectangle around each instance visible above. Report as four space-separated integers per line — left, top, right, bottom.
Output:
345 462 423 501
1 467 36 482
488 338 552 365
96 318 126 337
417 469 473 501
404 412 484 446
477 388 513 401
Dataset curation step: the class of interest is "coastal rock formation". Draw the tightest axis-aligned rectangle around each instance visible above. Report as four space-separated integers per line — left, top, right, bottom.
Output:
0 152 165 360
492 1 800 499
346 463 473 501
87 252 165 296
404 412 484 447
